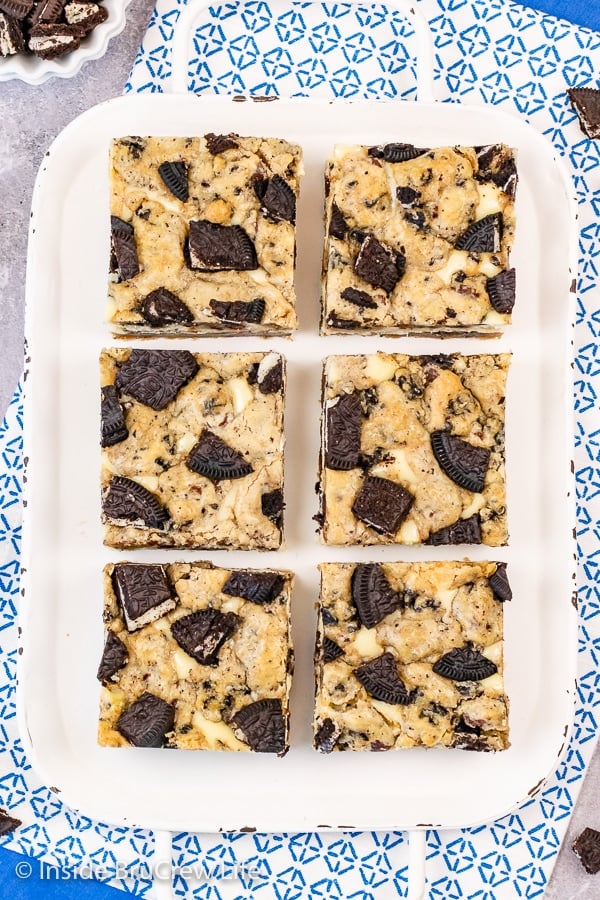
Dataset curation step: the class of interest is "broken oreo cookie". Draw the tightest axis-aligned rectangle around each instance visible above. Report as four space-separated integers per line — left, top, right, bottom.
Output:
112 562 176 631
102 476 170 530
431 431 490 493
487 268 516 314
141 288 193 327
455 213 503 253
354 234 405 293
110 216 139 282
573 827 600 874
351 563 403 628
116 692 175 748
325 392 362 471
254 174 296 224
488 562 512 603
186 430 253 481
96 630 129 684
432 645 497 682
115 349 198 411
188 220 258 271
209 298 265 326
232 698 287 754
426 513 482 545
354 652 416 705
568 88 600 140
171 608 239 666
101 384 128 447
352 475 414 535
158 160 189 202
222 570 284 605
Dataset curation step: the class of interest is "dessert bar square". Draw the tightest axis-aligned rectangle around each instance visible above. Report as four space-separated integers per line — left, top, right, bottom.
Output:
314 560 510 752
108 133 302 336
319 352 510 547
98 561 293 754
321 142 517 334
101 348 285 549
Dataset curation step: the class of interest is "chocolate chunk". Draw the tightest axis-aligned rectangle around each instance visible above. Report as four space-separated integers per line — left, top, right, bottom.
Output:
431 431 490 493
329 203 348 239
110 216 139 282
115 349 198 411
368 143 429 162
257 355 283 394
573 827 600 874
354 652 416 704
433 646 497 681
28 21 81 59
488 562 512 602
325 393 362 471
120 137 145 159
158 160 189 202
0 0 32 19
0 10 24 54
314 717 339 753
222 571 284 605
188 220 258 271
322 637 344 663
326 312 360 330
112 563 176 631
404 210 426 230
568 88 600 140
352 475 414 535
351 563 403 628
455 213 503 253
426 513 482 545
0 809 22 836
341 286 378 309
171 608 238 666
232 699 287 754
116 692 175 748
254 174 296 224
96 631 128 684
101 384 128 448
186 430 253 481
261 489 283 529
103 476 170 530
487 268 516 314
354 234 405 293
396 185 420 206
209 298 265 326
63 0 107 33
475 144 518 198
140 287 193 327
205 132 239 154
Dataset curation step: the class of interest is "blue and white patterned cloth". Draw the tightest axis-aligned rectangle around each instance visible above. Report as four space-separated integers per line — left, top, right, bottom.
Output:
2 1 600 897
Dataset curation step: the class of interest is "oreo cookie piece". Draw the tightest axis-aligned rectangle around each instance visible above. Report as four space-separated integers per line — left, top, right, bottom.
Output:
28 21 81 58
325 392 362 470
188 220 258 271
232 698 287 754
322 637 344 663
354 234 405 293
426 513 482 545
367 143 429 162
261 488 284 530
115 349 198 411
475 144 518 198
431 431 490 493
488 562 512 603
96 631 129 684
116 692 175 748
112 563 176 631
0 0 32 19
354 652 416 704
222 570 284 605
433 645 497 682
352 475 414 535
140 288 194 327
171 608 239 666
101 384 128 447
254 174 296 224
455 213 503 253
573 827 600 874
328 203 348 239
486 268 516 314
568 88 600 140
63 0 107 34
186 430 253 481
0 10 24 54
158 160 189 202
205 132 239 154
110 216 139 282
209 298 265 326
351 563 403 628
256 353 283 394
0 809 22 836
102 476 170 530
340 287 378 309
313 716 339 753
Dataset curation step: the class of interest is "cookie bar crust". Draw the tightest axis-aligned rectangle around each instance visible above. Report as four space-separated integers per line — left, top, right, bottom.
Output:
319 352 510 547
314 561 510 752
321 143 516 335
98 562 293 754
108 134 302 336
101 348 285 550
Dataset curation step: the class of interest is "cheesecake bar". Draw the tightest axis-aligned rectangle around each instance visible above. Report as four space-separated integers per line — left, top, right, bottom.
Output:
98 561 293 754
314 560 510 752
108 133 302 336
321 143 517 334
101 348 285 549
319 352 510 547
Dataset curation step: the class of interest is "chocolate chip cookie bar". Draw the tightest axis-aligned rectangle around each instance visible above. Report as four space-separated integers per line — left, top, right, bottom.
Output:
321 143 517 334
314 560 510 752
319 352 510 547
98 562 293 754
108 134 302 336
101 348 285 550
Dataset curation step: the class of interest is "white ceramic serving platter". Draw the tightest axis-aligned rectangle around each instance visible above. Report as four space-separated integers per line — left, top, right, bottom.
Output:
0 0 131 84
19 90 577 837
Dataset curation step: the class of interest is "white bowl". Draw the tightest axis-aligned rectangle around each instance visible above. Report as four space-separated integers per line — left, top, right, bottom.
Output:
0 0 131 84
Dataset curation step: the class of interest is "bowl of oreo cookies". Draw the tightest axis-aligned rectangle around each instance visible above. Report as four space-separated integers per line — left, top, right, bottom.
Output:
0 0 130 83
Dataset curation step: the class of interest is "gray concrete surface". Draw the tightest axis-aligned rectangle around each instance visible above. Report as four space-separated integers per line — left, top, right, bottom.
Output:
0 1 598 896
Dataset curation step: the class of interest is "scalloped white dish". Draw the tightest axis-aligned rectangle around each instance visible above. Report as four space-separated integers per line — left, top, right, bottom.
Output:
0 0 131 85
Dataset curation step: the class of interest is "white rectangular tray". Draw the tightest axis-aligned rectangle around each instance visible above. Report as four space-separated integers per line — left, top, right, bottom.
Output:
19 92 577 835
